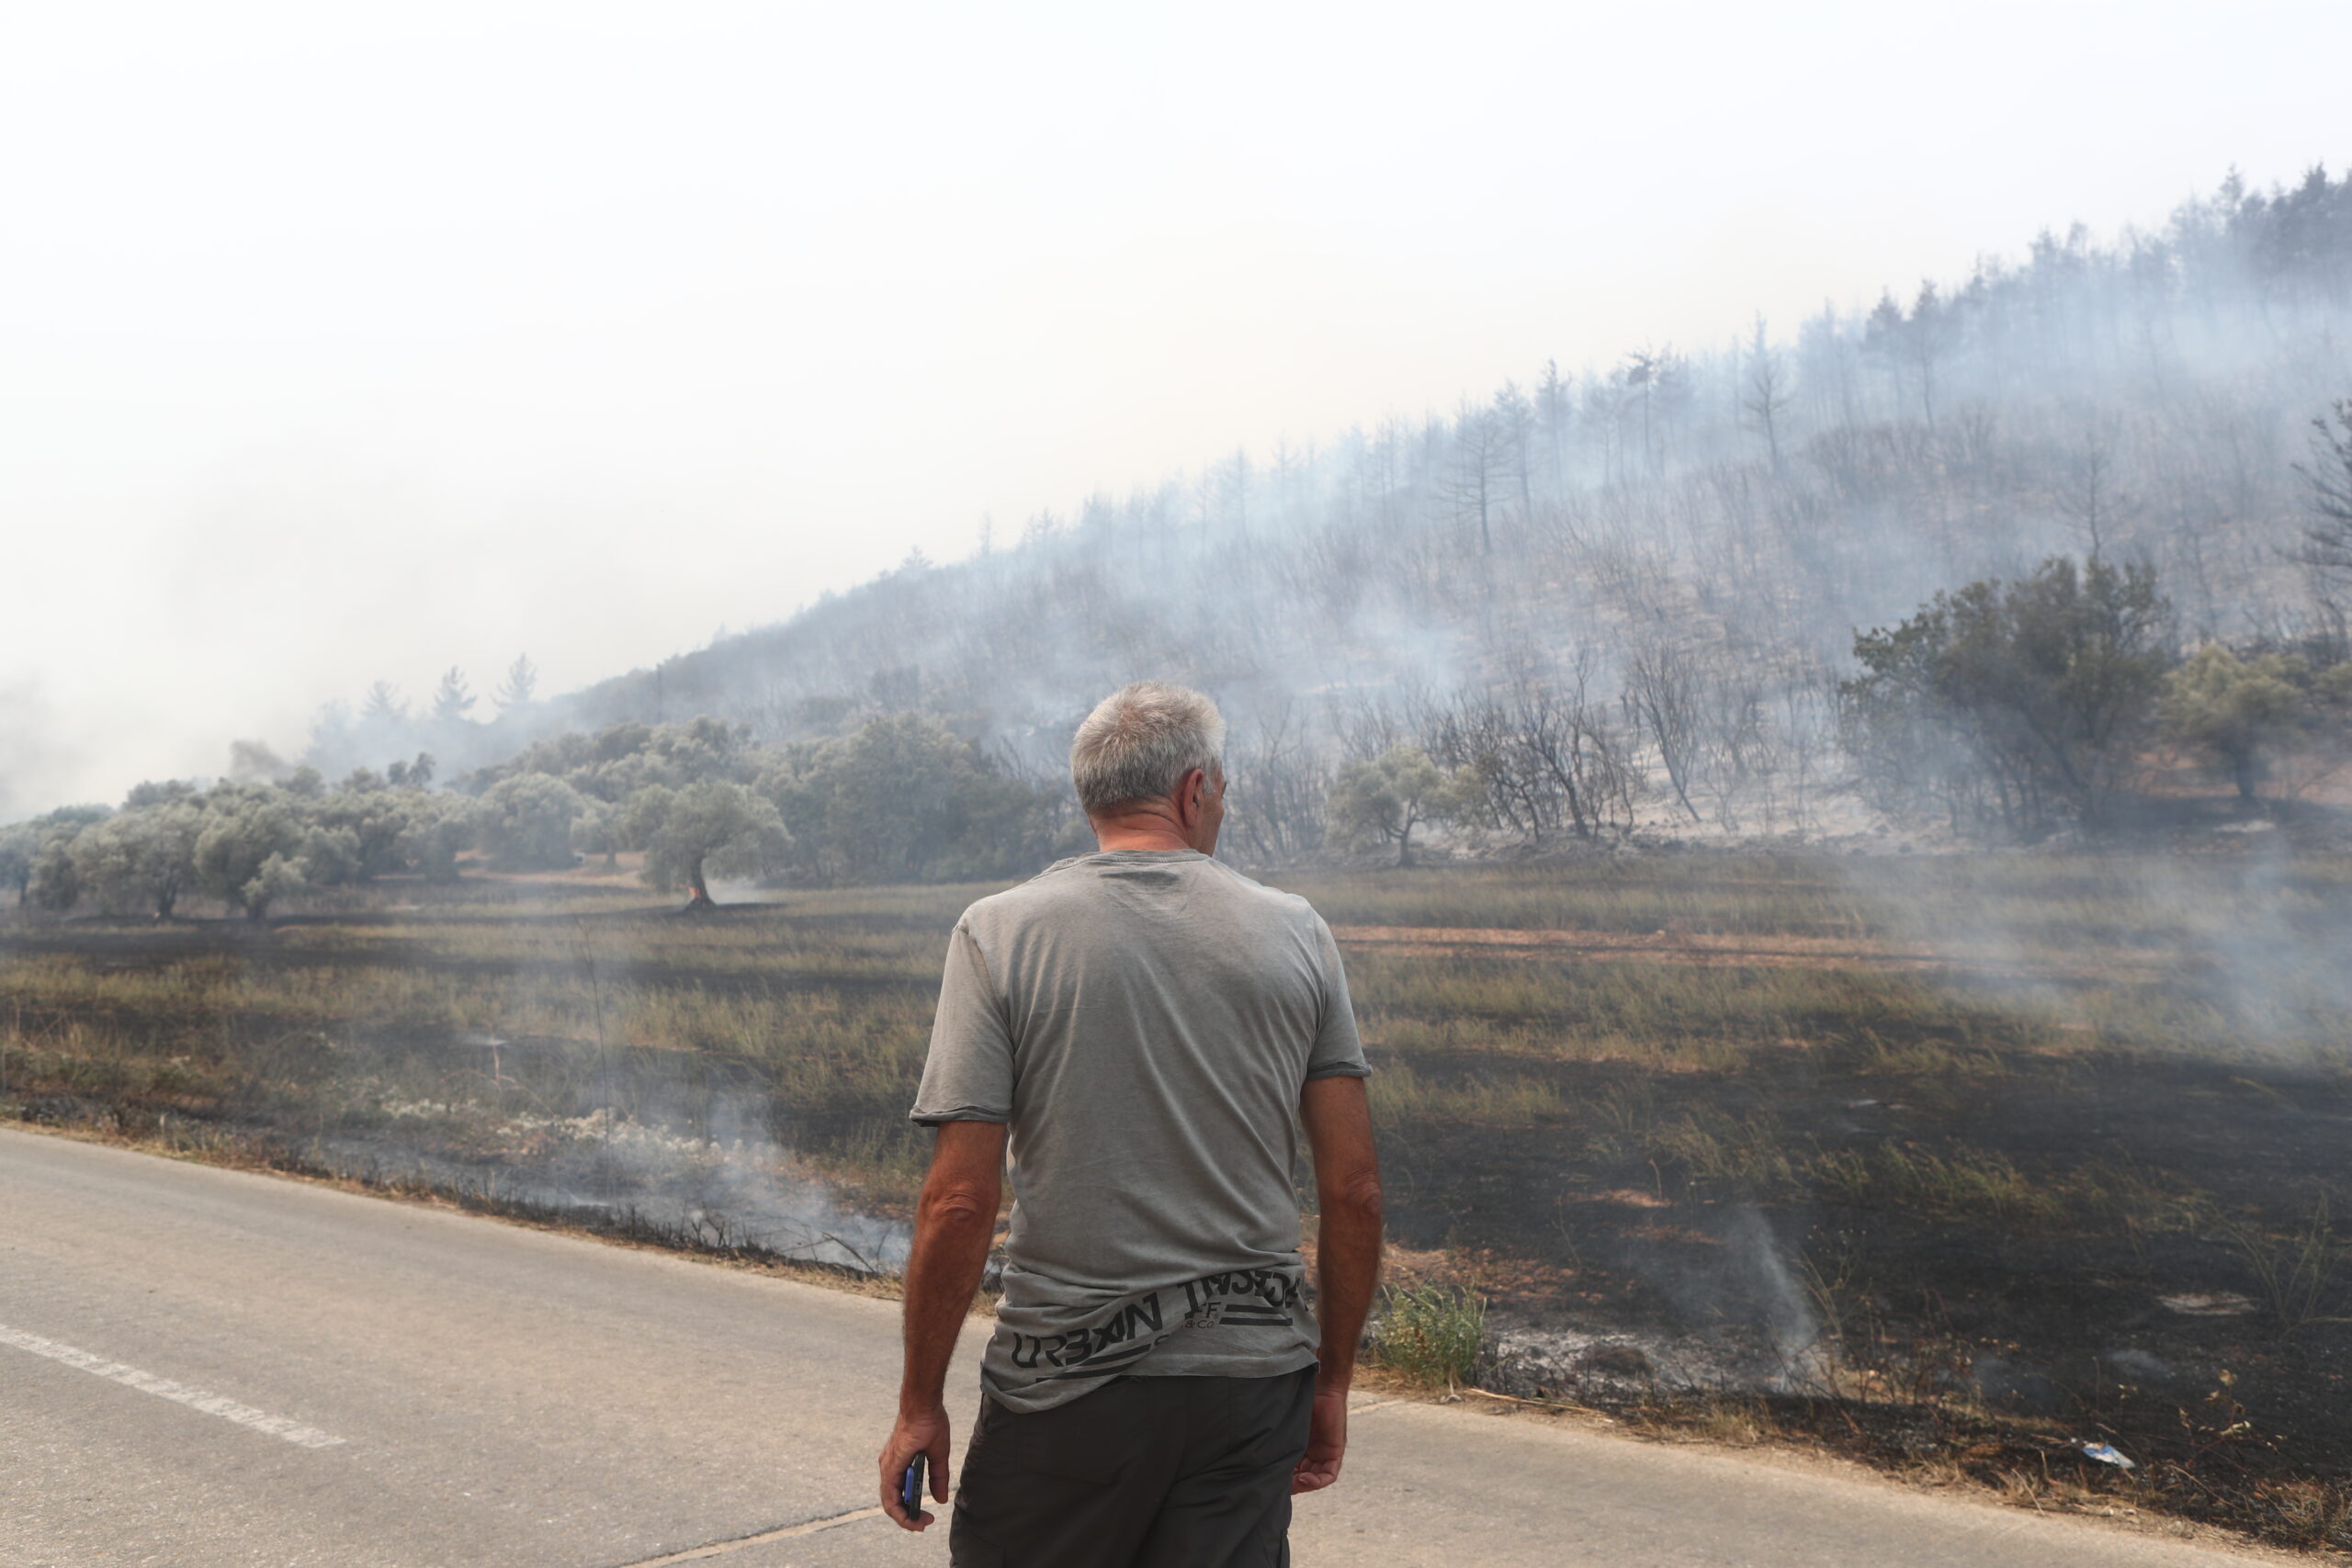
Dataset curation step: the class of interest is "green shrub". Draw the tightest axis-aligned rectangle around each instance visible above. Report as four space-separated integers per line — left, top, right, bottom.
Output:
1369 1280 1487 1388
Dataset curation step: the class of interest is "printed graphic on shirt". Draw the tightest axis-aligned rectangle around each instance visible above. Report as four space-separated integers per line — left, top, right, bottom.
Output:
998 1267 1303 1383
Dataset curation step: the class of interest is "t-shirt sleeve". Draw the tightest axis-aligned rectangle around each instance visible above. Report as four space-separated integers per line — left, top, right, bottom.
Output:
1305 914 1371 1080
910 918 1016 1124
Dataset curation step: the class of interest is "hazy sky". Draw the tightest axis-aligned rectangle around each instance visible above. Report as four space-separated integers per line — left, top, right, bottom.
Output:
5 0 2348 812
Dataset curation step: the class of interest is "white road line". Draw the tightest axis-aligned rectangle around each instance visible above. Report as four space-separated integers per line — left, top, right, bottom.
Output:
0 1323 346 1450
608 1506 887 1565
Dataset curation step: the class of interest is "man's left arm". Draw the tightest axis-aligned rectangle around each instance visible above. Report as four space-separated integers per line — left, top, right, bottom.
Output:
876 1119 1006 1530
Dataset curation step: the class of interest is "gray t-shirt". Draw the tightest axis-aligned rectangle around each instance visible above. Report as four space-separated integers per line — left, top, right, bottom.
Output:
910 849 1369 1413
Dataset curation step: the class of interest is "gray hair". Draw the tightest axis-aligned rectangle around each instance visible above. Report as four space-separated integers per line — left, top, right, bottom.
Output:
1069 682 1227 814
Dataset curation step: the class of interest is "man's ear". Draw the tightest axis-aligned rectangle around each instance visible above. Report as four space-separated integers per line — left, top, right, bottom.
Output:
1178 768 1204 823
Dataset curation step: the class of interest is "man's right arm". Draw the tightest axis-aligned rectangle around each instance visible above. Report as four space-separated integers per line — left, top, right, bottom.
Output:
878 1119 1006 1530
1295 1073 1382 1495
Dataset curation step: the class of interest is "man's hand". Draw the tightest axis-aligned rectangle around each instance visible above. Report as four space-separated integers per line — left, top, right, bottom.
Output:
1291 1382 1350 1494
877 1402 953 1530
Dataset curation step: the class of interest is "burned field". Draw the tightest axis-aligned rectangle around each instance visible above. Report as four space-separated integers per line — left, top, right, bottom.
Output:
1300 852 2352 1551
5 852 2351 1550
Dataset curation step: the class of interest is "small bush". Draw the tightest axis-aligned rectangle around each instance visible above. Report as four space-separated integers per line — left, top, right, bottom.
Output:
2226 1195 2352 1335
1369 1280 1487 1388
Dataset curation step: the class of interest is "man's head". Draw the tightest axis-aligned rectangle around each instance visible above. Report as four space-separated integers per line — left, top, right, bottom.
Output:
1069 681 1227 853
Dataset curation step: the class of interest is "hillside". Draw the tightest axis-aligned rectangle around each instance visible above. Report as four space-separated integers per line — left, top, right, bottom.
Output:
289 171 2352 846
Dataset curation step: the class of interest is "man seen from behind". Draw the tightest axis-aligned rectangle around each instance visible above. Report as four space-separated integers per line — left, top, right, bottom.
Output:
876 680 1385 1566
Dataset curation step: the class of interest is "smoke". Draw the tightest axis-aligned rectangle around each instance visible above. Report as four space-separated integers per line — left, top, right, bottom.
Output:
277 911 919 1275
1722 1206 1826 1380
0 674 91 822
1843 838 2352 1068
311 1038 910 1274
327 1095 907 1273
1638 1204 1826 1390
2136 834 2352 1063
1476 1202 1831 1400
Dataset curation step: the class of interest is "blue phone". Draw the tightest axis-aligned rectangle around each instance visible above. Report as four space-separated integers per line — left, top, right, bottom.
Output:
899 1453 926 1521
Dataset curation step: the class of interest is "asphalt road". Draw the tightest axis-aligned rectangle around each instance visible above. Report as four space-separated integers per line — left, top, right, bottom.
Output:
0 1128 2291 1568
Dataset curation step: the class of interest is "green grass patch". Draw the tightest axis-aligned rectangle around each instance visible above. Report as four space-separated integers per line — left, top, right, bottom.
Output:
1369 1280 1487 1388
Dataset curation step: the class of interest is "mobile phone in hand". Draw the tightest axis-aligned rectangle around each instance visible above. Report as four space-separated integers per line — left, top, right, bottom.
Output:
899 1454 927 1522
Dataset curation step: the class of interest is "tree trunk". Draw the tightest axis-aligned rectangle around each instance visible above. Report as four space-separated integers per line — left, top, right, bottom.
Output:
2231 750 2259 802
683 855 718 911
1669 773 1702 825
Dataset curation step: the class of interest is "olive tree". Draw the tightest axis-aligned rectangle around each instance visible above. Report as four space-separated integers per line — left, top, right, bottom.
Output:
193 787 310 921
16 806 112 910
70 801 202 919
397 792 473 883
613 784 675 854
0 819 41 905
242 852 311 920
767 713 1048 882
315 781 425 880
1326 746 1475 866
570 799 620 866
297 822 364 886
2159 645 2305 800
636 779 789 908
473 773 590 869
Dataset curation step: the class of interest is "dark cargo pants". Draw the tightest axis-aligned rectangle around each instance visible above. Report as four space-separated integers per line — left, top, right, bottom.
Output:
949 1367 1317 1568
